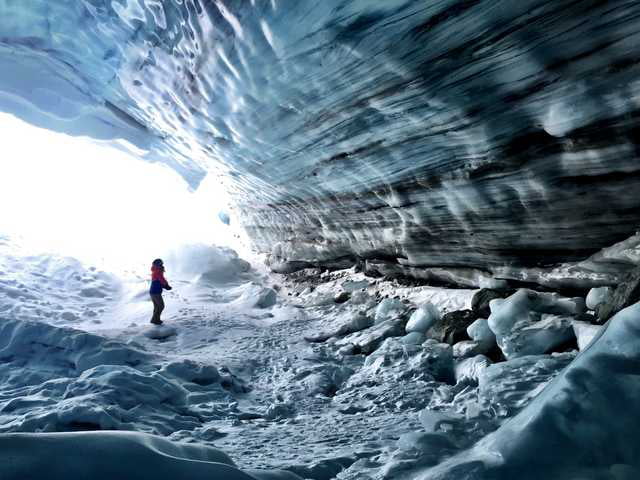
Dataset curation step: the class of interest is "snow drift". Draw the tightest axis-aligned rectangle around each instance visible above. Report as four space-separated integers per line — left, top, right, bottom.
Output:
0 431 301 480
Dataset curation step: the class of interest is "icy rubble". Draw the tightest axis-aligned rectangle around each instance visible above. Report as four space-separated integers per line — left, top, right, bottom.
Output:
0 319 246 436
571 321 603 351
0 251 634 480
487 289 584 359
586 286 613 310
414 301 640 479
406 303 440 334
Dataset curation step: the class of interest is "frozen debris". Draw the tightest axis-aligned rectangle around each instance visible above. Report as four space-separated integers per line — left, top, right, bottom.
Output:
254 287 277 308
333 291 351 303
335 319 406 355
471 288 514 318
488 289 583 359
432 302 640 479
350 289 375 306
382 432 458 478
285 457 356 480
418 409 464 433
144 325 177 340
467 318 496 346
340 279 369 292
429 309 477 345
264 402 295 420
586 286 613 310
360 337 454 383
401 332 426 345
454 354 492 384
405 302 440 334
571 321 603 350
297 364 354 397
161 360 220 386
596 267 640 322
478 352 575 418
504 314 575 359
304 310 373 343
453 340 490 358
374 298 407 324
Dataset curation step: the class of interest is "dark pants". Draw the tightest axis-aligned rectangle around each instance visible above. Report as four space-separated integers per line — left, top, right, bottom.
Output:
150 294 164 324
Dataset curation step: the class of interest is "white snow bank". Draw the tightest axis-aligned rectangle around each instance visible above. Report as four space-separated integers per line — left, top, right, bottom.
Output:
0 319 246 436
231 282 279 309
0 317 155 379
0 431 302 480
164 244 252 284
0 244 120 326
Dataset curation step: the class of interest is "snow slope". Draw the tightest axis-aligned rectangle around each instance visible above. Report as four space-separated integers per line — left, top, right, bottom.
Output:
0 240 635 479
1 431 300 480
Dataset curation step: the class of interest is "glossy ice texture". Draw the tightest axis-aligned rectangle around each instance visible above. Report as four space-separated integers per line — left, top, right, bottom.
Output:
3 1 640 285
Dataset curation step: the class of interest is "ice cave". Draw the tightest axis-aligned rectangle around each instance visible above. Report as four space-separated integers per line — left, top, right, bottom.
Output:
2 1 640 479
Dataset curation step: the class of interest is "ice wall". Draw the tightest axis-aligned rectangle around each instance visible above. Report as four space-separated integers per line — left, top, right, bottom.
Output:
3 1 640 285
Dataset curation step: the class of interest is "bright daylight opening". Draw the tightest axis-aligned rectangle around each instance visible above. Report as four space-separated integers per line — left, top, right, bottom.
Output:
0 112 239 273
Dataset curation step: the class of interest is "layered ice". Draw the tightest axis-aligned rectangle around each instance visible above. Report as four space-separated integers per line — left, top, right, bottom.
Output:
2 2 640 285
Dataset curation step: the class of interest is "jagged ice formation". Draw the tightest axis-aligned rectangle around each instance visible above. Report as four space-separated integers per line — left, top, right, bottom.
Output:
2 0 640 286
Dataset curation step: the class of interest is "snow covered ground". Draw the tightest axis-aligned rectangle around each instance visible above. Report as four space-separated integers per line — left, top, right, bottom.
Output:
0 236 635 479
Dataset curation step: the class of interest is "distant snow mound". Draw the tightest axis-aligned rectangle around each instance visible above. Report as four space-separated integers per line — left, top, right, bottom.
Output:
0 431 302 480
0 245 120 326
230 283 279 309
164 244 252 284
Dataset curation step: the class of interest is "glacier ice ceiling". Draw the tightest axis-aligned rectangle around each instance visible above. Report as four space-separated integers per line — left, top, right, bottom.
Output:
3 0 640 286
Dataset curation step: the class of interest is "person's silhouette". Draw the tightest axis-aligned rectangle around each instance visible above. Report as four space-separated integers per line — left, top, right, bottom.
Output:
149 258 172 325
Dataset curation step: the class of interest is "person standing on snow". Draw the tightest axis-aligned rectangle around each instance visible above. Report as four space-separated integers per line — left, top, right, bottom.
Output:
150 258 172 325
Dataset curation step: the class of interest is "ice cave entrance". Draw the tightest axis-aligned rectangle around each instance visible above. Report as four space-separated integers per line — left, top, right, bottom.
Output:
0 112 236 272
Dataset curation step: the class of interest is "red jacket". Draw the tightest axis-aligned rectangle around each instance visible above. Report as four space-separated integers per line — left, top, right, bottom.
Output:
150 266 170 294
